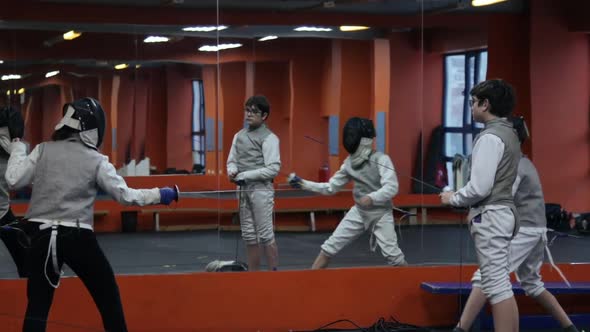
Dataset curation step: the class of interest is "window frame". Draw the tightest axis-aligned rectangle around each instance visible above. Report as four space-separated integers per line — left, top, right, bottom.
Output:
442 49 488 187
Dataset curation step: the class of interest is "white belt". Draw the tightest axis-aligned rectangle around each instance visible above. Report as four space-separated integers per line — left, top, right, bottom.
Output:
542 230 571 287
32 220 93 289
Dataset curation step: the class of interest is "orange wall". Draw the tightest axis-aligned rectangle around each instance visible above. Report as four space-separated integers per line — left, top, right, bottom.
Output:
254 62 291 174
487 14 533 157
132 73 149 161
99 75 114 159
0 263 588 331
389 32 425 194
339 40 372 162
202 66 219 176
529 0 590 211
116 74 134 166
220 62 247 178
144 67 167 173
289 39 331 180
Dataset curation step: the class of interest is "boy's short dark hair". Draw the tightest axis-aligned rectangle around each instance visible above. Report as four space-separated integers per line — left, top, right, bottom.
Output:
245 95 270 118
470 79 516 118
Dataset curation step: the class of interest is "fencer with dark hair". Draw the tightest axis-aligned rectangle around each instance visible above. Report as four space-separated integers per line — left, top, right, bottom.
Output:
452 116 579 332
5 97 178 332
289 117 407 269
441 78 522 331
227 95 281 271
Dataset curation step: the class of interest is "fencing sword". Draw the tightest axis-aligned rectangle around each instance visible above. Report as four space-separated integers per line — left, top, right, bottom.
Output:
302 135 445 194
175 186 415 216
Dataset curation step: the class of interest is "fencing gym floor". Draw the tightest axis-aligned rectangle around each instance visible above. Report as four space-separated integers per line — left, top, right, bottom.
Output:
0 225 588 332
0 225 586 277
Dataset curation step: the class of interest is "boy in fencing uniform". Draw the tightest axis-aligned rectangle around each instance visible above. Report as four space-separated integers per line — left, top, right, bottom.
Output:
5 98 178 332
227 95 281 271
440 79 521 331
289 117 406 269
451 117 579 332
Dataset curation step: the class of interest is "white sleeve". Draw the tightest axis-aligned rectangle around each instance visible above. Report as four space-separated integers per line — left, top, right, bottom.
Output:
512 174 522 197
226 134 238 175
367 154 399 204
300 161 350 195
0 127 11 153
450 134 504 207
96 157 161 206
238 134 281 182
5 141 40 189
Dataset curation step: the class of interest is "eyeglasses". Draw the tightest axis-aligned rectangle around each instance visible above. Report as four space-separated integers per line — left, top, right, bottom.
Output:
244 106 262 116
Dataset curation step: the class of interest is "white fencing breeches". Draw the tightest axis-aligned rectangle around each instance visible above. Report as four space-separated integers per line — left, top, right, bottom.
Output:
469 206 515 305
321 206 406 265
238 182 275 245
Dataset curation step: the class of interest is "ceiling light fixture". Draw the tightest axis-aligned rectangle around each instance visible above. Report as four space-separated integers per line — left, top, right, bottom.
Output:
45 70 60 78
294 26 332 32
258 36 278 42
198 43 242 52
1 74 21 81
144 36 170 43
63 30 82 41
183 26 228 32
472 0 508 7
339 26 370 32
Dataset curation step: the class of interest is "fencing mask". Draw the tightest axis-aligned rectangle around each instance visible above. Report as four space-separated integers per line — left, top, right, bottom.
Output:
342 117 376 154
55 97 106 149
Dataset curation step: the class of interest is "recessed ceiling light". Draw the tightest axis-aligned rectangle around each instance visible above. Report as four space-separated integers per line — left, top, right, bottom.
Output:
45 70 60 78
1 74 21 81
63 30 82 41
183 26 228 32
258 36 278 42
144 36 170 43
198 43 242 52
472 0 508 7
294 26 332 32
339 26 370 32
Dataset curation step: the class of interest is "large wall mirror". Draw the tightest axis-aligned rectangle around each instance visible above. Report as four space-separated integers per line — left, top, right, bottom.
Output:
0 0 586 278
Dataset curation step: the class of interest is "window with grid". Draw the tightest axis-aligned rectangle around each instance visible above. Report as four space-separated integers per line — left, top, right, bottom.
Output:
442 50 487 188
192 80 206 174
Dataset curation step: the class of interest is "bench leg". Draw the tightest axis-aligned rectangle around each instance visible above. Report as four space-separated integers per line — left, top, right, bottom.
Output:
409 208 418 225
421 207 428 225
309 211 316 232
154 212 160 232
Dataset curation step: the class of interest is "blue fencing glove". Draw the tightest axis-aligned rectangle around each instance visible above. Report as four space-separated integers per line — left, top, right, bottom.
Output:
160 185 179 205
288 173 303 189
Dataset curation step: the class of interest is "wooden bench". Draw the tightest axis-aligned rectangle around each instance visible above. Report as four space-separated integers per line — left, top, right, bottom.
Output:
421 281 590 330
14 210 109 218
138 203 443 232
140 208 236 232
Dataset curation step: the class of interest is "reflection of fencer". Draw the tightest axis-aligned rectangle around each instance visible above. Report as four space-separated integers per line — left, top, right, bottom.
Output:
453 117 579 332
227 95 281 271
6 98 178 332
289 117 406 269
441 79 521 332
0 106 27 276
